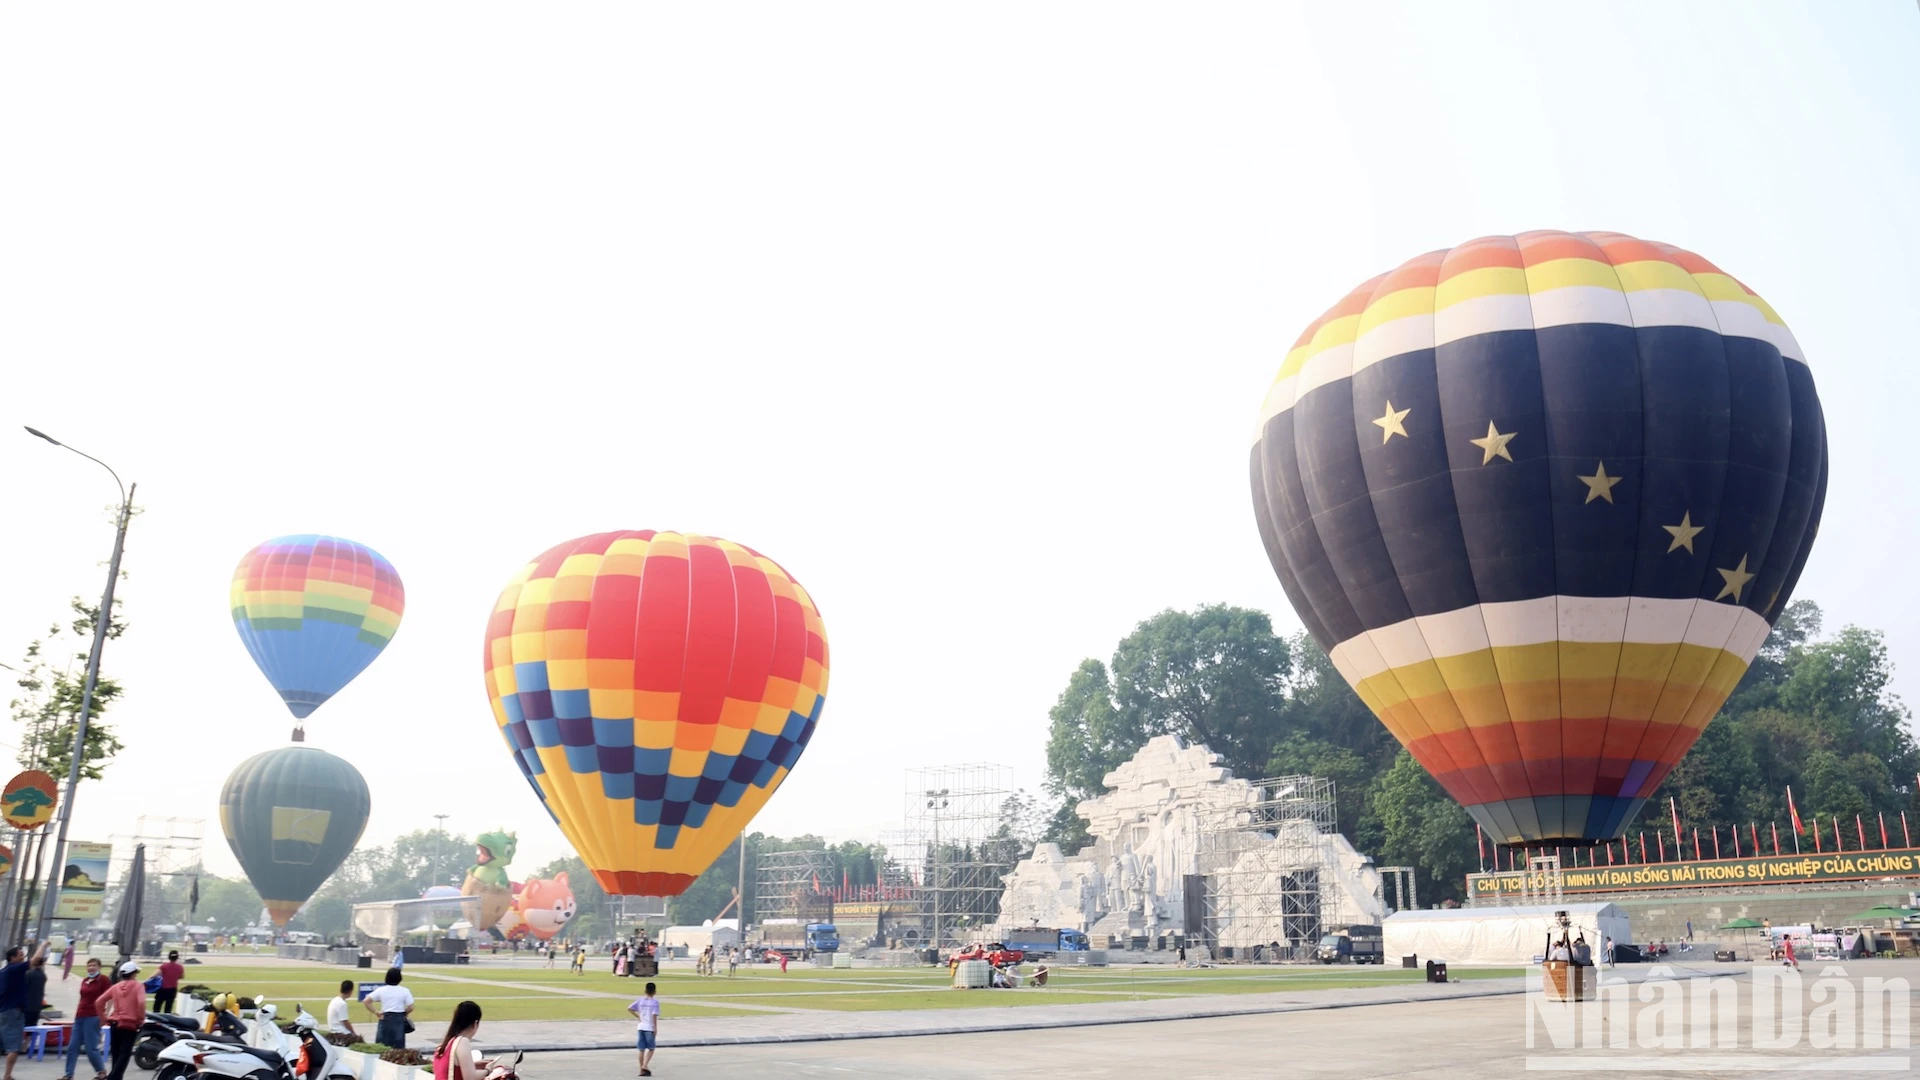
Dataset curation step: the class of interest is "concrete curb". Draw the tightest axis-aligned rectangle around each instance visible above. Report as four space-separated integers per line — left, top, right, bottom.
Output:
480 981 1530 1053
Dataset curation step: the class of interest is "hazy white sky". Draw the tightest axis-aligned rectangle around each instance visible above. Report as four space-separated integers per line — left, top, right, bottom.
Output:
3 3 1917 885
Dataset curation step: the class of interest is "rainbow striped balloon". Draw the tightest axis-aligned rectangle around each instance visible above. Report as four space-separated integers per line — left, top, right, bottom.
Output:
231 535 405 719
1250 232 1825 847
484 531 828 897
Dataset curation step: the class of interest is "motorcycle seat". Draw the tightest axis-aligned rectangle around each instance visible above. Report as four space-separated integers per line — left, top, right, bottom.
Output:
147 1014 202 1030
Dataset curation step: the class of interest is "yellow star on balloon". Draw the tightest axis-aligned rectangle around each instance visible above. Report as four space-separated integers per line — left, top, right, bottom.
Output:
1715 554 1754 603
1663 511 1704 554
1578 462 1622 504
1372 401 1411 444
1469 421 1516 465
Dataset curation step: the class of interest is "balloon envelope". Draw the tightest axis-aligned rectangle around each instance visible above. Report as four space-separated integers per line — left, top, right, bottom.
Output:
220 744 371 925
231 535 405 719
483 531 829 896
1249 231 1825 846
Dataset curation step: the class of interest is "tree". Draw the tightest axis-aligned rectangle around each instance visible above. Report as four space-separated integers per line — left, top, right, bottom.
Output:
9 597 129 781
1110 606 1293 772
1371 751 1475 902
1043 660 1137 804
1045 606 1295 807
195 875 264 931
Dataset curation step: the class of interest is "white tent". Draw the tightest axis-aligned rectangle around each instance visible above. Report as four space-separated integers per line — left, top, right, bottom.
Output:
1384 903 1631 966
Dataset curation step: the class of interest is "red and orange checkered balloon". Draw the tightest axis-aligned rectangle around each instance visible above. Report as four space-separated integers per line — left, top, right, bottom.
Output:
483 531 829 896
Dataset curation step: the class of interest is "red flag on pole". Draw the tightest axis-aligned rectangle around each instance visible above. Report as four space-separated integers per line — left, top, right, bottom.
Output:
1751 822 1760 856
1904 811 1912 849
1771 822 1781 856
1693 826 1701 860
1787 786 1803 835
1658 832 1666 861
1670 797 1684 857
1732 825 1740 858
1640 832 1648 863
1713 827 1721 860
1833 817 1843 852
1607 843 1614 865
1814 818 1823 853
1879 812 1889 850
1477 823 1485 869
1857 815 1867 851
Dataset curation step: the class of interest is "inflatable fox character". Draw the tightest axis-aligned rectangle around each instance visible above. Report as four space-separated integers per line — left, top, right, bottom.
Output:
496 873 577 940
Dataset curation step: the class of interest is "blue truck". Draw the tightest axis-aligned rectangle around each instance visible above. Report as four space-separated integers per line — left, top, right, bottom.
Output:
759 920 840 959
1001 927 1091 956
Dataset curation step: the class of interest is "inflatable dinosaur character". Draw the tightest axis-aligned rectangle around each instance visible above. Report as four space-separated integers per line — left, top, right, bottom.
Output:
460 830 518 932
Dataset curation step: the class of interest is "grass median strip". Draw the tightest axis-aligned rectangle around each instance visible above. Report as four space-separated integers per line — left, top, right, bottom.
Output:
173 961 1525 1022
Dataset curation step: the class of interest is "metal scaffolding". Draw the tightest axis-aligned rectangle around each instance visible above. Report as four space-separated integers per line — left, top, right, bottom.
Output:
894 763 1016 949
1519 854 1564 908
1194 775 1338 958
752 845 835 924
108 817 206 928
1379 865 1419 914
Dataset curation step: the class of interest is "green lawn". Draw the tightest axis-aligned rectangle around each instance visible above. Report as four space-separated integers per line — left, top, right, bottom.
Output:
173 961 1524 1022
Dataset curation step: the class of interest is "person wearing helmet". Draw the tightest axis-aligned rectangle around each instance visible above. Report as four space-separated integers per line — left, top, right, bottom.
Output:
99 961 148 1080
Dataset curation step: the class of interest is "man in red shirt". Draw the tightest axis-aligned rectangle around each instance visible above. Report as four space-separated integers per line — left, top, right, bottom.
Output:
100 961 147 1080
154 951 185 1014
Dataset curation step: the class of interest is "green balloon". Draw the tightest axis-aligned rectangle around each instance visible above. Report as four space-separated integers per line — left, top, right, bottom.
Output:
220 743 370 926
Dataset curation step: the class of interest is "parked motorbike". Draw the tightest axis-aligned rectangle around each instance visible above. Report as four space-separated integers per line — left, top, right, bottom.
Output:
137 1005 242 1070
153 1001 353 1080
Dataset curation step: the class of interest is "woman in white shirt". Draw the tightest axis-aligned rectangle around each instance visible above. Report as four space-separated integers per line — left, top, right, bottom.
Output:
434 1000 494 1080
361 968 415 1047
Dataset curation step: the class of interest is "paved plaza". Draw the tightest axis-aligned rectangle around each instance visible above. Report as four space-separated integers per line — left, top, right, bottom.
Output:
13 958 1916 1079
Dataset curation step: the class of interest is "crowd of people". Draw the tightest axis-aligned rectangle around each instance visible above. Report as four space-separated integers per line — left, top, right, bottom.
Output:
0 941 181 1080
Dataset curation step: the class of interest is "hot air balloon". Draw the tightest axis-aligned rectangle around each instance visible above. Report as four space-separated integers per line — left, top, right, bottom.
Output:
220 743 371 925
1249 231 1825 847
231 535 405 724
483 531 828 896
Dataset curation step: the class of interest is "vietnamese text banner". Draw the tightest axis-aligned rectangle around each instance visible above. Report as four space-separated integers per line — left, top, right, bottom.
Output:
1468 848 1920 897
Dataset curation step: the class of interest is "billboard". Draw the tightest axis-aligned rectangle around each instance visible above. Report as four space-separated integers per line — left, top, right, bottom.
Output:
53 841 113 920
1468 847 1920 899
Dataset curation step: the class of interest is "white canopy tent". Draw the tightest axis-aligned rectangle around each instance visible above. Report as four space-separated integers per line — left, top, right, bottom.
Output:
1384 903 1630 966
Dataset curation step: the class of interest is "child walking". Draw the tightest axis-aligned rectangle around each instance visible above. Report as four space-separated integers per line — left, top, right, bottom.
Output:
627 982 661 1076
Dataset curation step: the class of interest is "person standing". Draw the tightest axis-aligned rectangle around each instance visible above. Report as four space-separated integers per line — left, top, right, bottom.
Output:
0 943 37 1080
327 980 359 1041
153 951 184 1014
59 941 74 982
361 968 415 1048
19 953 45 1049
727 946 738 978
99 962 147 1080
627 982 661 1078
1782 934 1799 970
63 956 110 1080
573 944 586 976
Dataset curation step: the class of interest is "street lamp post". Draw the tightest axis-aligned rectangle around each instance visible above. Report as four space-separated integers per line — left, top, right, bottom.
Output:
433 814 450 885
25 426 135 945
926 789 948 952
